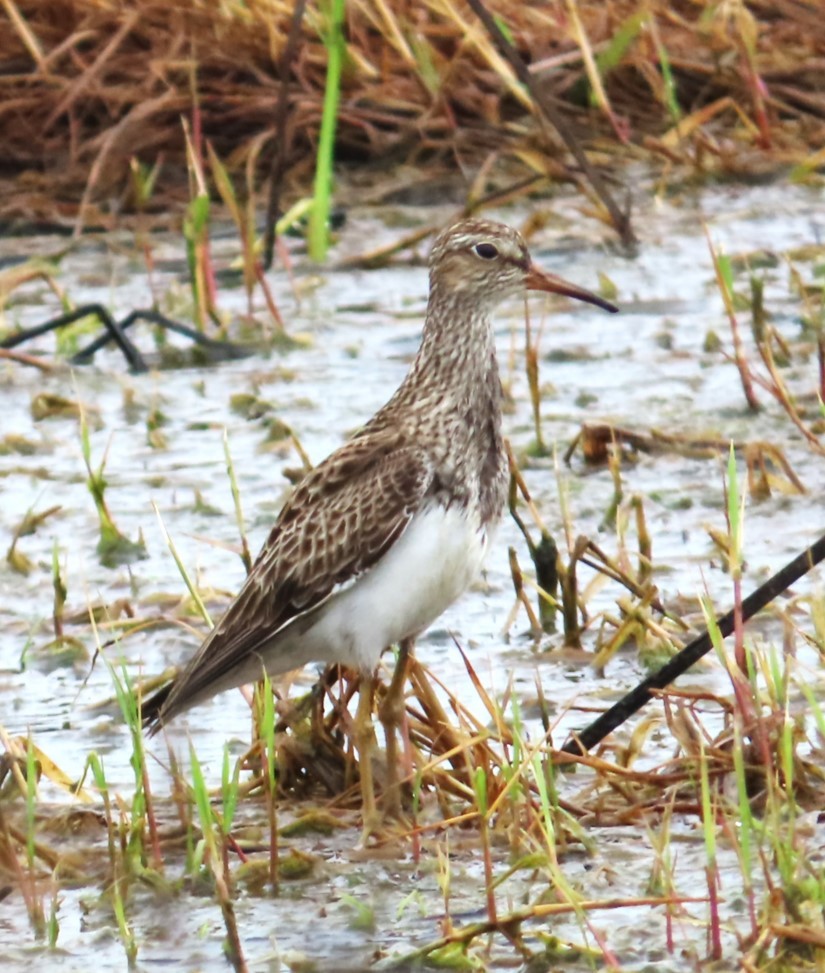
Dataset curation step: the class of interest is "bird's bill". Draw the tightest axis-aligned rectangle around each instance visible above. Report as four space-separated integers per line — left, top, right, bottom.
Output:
525 264 619 313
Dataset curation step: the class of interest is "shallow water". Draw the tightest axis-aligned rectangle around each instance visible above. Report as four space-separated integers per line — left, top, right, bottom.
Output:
1 181 825 970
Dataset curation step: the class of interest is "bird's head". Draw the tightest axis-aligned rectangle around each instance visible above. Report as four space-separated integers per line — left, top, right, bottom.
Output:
429 218 618 315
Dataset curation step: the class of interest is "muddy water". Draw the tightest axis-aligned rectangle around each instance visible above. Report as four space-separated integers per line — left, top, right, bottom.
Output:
1 182 824 970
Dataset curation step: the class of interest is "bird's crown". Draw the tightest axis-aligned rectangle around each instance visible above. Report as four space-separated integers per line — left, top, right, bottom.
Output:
429 218 529 272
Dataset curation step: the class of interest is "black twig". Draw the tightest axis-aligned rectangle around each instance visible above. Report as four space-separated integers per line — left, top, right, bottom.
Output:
1 305 250 371
71 309 250 364
1 303 147 372
561 531 825 755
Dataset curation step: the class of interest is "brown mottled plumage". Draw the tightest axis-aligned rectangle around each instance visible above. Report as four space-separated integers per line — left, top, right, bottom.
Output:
143 218 617 734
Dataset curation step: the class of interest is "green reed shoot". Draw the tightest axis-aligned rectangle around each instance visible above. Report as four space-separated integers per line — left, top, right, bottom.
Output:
129 156 161 211
207 143 255 311
730 721 757 936
183 190 212 331
726 443 747 670
760 641 787 712
778 698 796 810
53 310 101 359
504 694 524 801
705 227 759 410
764 714 809 927
566 0 624 141
595 10 644 77
408 33 439 95
87 752 137 961
221 744 241 838
644 806 677 953
341 893 376 933
632 494 652 587
518 721 587 858
87 753 116 875
111 878 137 967
79 410 146 568
527 748 597 948
189 756 222 908
182 118 218 331
189 744 217 872
190 744 247 972
308 0 345 261
153 501 213 627
410 766 423 864
51 539 66 638
799 680 825 740
435 836 453 937
256 673 279 894
129 155 162 300
223 429 252 574
810 587 825 650
530 752 558 861
720 445 775 767
472 766 496 923
100 645 162 872
219 743 241 899
206 143 286 333
648 16 681 123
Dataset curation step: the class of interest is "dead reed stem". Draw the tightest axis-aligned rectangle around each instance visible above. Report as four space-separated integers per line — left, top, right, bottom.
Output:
1 0 823 224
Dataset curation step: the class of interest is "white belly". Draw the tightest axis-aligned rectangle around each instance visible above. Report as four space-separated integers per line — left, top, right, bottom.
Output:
286 502 491 670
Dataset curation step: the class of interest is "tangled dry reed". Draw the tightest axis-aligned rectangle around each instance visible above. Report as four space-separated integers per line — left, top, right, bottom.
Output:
1 0 823 226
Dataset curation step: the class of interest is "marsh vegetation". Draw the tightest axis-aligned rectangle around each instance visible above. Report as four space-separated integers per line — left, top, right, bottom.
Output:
1 2 825 971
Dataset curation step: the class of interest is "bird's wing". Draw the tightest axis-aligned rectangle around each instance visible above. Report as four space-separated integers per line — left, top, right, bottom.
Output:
146 429 433 727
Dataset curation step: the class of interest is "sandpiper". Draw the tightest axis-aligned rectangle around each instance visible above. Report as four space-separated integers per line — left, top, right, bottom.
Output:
143 218 618 827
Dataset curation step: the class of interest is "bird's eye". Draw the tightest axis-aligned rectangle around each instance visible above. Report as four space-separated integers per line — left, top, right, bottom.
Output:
474 242 499 260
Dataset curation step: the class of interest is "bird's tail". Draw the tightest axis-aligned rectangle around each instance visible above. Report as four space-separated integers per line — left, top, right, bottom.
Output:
140 681 174 736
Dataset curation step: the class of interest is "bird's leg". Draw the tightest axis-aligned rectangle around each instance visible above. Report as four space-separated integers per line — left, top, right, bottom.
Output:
354 671 380 838
378 637 414 818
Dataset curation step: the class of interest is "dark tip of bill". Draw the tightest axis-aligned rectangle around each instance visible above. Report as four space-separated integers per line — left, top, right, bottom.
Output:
591 294 620 314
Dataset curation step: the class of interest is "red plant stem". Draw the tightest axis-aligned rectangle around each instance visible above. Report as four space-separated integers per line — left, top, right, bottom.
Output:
733 574 746 676
729 567 771 767
226 832 249 864
704 223 759 411
745 63 772 149
727 294 759 410
587 924 620 968
255 262 286 332
754 338 825 456
706 864 722 960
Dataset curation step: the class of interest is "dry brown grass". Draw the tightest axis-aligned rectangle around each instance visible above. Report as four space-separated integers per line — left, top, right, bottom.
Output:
0 0 823 226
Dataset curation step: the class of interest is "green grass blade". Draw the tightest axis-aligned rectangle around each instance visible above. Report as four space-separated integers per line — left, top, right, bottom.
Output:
308 0 346 261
